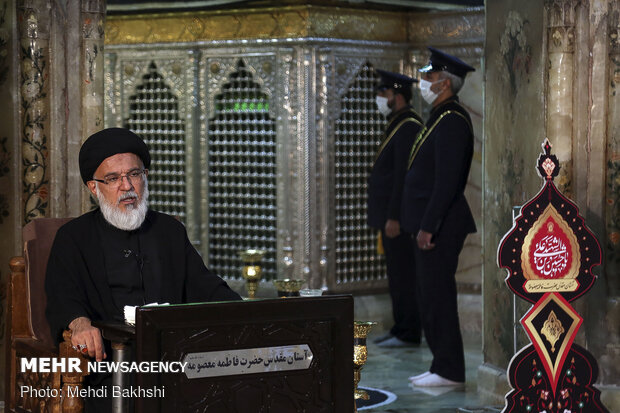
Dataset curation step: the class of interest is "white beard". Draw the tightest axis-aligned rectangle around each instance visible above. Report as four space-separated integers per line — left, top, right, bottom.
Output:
96 182 149 231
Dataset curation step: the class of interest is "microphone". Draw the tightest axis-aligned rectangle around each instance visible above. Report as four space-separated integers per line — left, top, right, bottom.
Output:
123 249 145 268
122 248 147 305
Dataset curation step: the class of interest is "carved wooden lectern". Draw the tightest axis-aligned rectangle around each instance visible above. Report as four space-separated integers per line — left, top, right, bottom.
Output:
95 295 354 413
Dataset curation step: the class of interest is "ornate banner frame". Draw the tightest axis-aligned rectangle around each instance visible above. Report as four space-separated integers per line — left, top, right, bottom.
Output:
497 140 609 412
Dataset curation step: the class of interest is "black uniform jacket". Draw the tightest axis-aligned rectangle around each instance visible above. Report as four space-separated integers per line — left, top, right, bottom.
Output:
45 209 240 344
367 106 423 229
401 97 477 237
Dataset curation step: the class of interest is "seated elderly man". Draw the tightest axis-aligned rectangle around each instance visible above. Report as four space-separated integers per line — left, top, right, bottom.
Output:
45 128 241 410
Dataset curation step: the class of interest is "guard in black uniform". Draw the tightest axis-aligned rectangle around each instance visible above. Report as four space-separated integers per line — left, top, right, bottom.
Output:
368 70 424 348
402 48 476 386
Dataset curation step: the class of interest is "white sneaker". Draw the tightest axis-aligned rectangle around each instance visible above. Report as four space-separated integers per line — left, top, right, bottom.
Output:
412 385 458 397
408 371 430 381
411 373 464 387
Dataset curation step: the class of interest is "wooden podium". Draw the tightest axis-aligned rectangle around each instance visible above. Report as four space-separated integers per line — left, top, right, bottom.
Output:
112 295 353 412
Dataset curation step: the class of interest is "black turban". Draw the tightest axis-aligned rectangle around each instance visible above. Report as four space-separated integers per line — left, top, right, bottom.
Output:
79 128 151 184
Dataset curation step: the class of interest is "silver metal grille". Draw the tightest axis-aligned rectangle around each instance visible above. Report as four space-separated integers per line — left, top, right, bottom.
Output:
207 60 277 280
125 62 187 221
334 63 386 283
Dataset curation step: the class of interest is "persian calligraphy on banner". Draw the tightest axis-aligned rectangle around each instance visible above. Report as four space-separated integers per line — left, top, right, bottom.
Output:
533 231 568 279
521 205 580 293
182 345 313 379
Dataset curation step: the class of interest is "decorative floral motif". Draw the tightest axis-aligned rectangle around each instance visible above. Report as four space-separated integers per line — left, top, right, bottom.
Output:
83 16 104 40
85 44 99 83
498 11 532 94
506 345 608 413
541 311 565 352
21 41 49 222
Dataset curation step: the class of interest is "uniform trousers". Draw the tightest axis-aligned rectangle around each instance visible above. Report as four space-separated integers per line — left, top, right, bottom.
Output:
382 230 421 343
414 230 467 382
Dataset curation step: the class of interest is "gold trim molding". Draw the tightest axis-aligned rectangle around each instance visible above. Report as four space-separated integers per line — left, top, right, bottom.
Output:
407 9 484 46
104 5 408 45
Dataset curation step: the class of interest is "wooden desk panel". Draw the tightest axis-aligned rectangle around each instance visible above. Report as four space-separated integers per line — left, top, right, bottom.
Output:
135 295 354 413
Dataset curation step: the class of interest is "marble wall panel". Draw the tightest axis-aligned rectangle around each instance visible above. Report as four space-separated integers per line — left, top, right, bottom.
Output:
601 0 620 386
484 1 620 404
456 60 483 290
484 0 547 371
0 0 17 400
0 0 15 227
606 1 620 307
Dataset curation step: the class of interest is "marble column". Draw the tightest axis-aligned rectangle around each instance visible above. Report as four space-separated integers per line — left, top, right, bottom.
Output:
80 0 105 213
19 0 106 221
81 1 105 138
18 0 51 223
481 1 547 403
600 0 620 392
606 0 620 298
545 0 577 197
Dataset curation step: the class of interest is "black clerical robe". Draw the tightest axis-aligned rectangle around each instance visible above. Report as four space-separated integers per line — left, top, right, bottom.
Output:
45 208 240 344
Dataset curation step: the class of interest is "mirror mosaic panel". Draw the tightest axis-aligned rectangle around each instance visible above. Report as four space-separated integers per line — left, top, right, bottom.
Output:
207 60 278 280
334 63 386 284
124 62 187 222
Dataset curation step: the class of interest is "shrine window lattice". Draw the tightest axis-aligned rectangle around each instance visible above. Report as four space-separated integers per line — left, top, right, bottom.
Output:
125 62 187 222
335 63 386 284
207 60 277 281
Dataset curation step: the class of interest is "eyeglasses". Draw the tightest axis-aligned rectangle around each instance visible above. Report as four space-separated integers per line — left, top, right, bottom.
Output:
92 169 147 186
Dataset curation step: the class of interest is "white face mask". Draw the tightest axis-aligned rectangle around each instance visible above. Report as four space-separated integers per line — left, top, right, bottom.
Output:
419 79 441 105
375 96 391 117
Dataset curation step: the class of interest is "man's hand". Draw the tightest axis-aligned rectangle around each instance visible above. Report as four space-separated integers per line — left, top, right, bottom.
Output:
416 230 435 251
385 219 401 238
68 317 107 361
